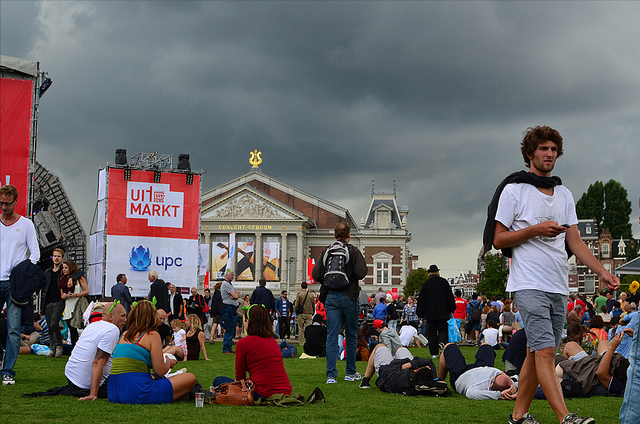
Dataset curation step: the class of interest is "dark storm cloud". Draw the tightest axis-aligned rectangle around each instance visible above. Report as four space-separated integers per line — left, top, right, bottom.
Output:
1 1 639 274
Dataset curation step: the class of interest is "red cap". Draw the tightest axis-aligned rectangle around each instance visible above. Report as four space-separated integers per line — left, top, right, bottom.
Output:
373 319 385 329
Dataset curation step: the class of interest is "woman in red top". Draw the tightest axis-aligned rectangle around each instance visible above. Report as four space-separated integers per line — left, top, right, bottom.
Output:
214 304 291 399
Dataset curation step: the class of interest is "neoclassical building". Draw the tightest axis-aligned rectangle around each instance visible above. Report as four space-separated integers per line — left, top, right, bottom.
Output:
200 163 415 295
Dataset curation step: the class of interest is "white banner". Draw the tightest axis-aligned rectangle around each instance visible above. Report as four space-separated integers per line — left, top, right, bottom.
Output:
199 243 210 276
106 235 199 297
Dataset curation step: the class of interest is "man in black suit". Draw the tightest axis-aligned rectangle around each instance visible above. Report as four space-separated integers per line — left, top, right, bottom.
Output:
168 283 184 322
111 274 134 313
148 270 170 314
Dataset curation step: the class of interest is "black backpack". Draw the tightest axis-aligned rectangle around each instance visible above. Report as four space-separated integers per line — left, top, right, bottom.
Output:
470 303 482 321
322 241 350 290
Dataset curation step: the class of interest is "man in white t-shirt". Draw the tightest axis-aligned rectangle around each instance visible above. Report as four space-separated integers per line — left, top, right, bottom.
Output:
0 185 40 386
398 324 422 348
64 302 127 400
492 126 619 424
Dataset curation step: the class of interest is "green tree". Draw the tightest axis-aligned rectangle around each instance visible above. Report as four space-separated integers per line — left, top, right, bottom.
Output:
404 268 429 298
576 179 632 239
477 254 509 297
603 179 633 239
575 181 604 228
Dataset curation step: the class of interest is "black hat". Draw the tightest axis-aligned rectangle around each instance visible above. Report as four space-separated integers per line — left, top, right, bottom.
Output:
427 264 440 273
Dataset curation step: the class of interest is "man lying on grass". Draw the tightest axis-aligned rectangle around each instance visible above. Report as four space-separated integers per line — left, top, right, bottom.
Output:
438 342 517 401
359 343 448 396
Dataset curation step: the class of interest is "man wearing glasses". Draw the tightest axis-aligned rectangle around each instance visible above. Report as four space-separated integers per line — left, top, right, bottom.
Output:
0 185 40 386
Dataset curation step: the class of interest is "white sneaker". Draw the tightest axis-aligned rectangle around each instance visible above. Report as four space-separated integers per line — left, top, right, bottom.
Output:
344 372 362 381
2 375 15 385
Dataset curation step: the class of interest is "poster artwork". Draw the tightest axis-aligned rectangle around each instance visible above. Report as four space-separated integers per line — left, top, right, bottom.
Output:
262 241 280 281
236 240 254 281
212 240 230 280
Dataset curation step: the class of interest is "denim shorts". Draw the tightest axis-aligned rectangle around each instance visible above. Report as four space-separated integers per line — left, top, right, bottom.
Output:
514 290 566 352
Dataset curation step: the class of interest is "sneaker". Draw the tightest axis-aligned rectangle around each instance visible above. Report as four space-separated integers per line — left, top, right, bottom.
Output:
55 346 63 358
561 413 595 424
508 413 541 424
359 379 371 389
432 354 438 359
326 378 337 384
2 375 15 386
344 372 362 381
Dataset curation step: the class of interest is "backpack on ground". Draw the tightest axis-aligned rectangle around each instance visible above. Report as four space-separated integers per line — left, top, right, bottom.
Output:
322 241 350 290
405 379 451 397
470 303 482 321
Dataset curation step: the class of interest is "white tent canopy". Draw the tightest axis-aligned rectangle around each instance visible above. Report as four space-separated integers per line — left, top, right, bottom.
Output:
0 55 39 77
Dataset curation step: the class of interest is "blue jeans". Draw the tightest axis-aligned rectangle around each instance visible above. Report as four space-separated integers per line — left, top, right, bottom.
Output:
1 280 21 378
325 291 358 379
221 304 238 353
620 313 640 424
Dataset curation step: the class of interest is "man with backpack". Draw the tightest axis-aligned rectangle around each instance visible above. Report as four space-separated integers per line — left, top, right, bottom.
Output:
312 222 367 384
467 294 482 346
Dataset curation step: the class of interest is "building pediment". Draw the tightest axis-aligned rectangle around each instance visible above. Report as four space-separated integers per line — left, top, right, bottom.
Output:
201 185 309 222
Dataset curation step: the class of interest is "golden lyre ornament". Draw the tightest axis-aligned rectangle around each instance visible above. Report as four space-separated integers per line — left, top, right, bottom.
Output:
249 149 262 168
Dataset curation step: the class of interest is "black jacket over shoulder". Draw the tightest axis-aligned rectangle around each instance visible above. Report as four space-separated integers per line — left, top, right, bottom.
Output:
312 240 368 302
10 259 46 306
416 275 455 322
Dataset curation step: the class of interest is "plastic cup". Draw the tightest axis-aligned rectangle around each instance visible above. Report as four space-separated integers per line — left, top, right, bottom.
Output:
195 392 204 407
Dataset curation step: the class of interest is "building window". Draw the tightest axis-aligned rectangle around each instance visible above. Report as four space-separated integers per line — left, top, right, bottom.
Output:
586 225 592 235
585 275 596 294
372 251 393 285
618 243 626 256
376 262 390 285
604 263 612 273
602 243 610 258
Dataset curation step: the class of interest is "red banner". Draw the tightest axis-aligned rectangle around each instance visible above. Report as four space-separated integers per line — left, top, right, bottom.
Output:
107 168 201 239
0 78 33 216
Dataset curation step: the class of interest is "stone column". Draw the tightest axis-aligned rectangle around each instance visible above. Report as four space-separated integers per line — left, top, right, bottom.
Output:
281 232 288 291
255 232 262 282
296 232 304 285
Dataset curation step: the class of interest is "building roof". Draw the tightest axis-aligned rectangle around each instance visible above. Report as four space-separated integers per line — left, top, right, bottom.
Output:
201 168 358 229
615 256 640 275
576 219 598 239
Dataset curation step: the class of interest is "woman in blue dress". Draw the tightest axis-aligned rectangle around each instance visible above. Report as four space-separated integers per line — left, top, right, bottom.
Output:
108 300 197 404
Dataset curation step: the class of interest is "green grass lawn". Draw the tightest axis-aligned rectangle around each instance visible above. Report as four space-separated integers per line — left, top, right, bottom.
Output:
0 342 623 424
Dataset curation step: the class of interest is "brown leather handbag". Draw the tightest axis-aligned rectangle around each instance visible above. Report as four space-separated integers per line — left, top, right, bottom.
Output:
213 380 255 406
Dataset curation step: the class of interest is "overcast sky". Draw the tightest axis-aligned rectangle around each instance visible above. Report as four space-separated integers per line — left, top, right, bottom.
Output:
2 1 639 278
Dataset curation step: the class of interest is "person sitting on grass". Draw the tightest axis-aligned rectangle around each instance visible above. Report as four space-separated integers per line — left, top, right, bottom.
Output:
108 300 197 404
22 302 126 400
398 322 422 348
304 314 327 357
437 342 517 400
373 319 403 355
483 320 509 350
184 313 210 361
213 304 292 400
358 342 439 394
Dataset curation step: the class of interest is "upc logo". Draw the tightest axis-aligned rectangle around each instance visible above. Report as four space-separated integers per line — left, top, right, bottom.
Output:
130 245 152 271
129 245 184 271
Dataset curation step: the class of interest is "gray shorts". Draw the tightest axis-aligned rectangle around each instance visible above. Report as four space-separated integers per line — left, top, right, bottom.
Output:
514 289 566 352
373 345 413 376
